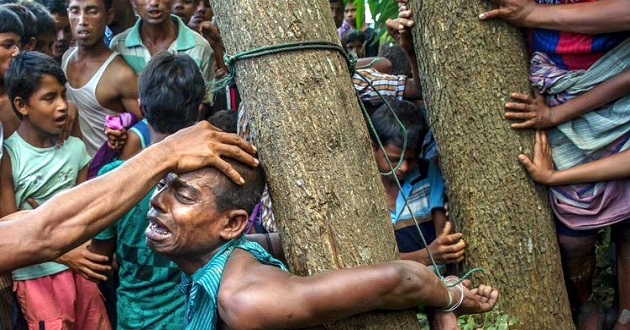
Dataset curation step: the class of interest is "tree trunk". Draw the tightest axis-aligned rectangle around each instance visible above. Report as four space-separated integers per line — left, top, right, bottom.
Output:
211 0 420 328
409 0 574 328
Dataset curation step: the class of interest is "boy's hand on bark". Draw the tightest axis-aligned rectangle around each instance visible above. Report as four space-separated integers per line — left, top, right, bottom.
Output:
518 130 556 185
505 91 554 129
428 221 466 264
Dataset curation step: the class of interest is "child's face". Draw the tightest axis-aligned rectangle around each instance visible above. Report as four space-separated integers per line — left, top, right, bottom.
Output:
172 0 197 25
188 0 212 30
18 74 69 135
52 13 72 60
344 3 356 26
35 31 56 57
329 1 343 28
345 39 364 58
373 144 418 183
0 32 20 78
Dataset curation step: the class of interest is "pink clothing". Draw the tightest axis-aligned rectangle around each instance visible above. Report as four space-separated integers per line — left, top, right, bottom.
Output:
13 270 111 330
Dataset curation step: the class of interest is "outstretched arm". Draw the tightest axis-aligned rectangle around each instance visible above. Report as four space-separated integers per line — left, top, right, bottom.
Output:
0 122 258 272
219 250 498 329
479 0 630 34
519 130 630 185
506 69 630 129
386 4 422 100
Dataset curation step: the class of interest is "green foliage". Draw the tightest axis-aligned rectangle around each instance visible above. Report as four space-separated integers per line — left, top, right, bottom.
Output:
458 311 521 330
366 0 399 41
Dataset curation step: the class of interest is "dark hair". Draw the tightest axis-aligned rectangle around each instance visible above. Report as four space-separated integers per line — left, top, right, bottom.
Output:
20 1 56 37
340 28 365 51
205 158 266 215
138 52 205 134
368 100 426 152
3 4 36 46
5 51 67 120
378 43 412 77
0 5 24 37
102 0 112 11
35 0 66 14
207 110 237 134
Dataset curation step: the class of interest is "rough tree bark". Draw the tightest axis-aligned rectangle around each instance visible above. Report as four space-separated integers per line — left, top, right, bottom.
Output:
211 0 420 328
409 0 574 328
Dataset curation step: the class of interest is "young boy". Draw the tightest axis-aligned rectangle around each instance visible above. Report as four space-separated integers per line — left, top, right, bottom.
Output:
0 51 110 329
368 100 465 327
340 28 366 58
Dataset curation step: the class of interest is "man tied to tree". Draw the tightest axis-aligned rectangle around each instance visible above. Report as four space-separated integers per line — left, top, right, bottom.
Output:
144 153 499 329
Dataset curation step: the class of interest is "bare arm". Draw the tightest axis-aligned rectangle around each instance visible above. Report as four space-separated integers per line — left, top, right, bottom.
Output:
116 64 142 119
520 130 630 185
0 122 258 272
357 57 393 74
386 5 422 100
479 0 630 34
0 150 17 217
118 129 143 160
506 69 630 129
219 251 450 329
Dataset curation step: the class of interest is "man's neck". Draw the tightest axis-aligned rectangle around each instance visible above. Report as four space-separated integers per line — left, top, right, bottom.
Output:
76 40 112 59
140 16 178 45
176 244 226 276
147 124 169 146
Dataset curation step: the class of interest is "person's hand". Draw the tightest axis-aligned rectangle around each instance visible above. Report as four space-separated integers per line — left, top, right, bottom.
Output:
386 3 415 50
446 278 499 316
505 91 554 129
159 121 259 185
427 221 466 264
56 242 112 282
199 21 224 50
56 103 77 146
24 197 40 209
478 0 536 27
105 127 127 150
518 130 556 184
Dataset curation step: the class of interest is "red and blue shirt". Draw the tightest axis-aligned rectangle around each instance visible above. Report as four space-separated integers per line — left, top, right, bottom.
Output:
528 0 629 70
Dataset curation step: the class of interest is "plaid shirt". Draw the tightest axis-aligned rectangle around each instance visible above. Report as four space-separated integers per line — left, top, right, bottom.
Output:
352 68 406 104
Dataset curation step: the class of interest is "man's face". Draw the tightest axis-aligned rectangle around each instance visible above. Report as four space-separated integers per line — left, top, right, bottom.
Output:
146 171 228 259
133 0 174 26
34 31 56 56
344 3 356 27
172 0 197 26
17 74 69 136
0 32 20 78
68 0 112 49
52 12 72 60
373 144 418 183
329 1 343 28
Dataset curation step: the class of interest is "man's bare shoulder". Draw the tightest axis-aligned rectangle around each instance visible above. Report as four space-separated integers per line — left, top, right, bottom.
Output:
107 56 137 82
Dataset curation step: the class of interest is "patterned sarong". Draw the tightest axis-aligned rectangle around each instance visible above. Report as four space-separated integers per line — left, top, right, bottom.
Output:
529 37 630 230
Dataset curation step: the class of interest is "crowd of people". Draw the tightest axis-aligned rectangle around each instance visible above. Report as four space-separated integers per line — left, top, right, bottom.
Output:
0 0 626 328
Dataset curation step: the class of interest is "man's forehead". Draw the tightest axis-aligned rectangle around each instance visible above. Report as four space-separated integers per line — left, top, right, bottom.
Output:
69 0 106 8
166 169 217 187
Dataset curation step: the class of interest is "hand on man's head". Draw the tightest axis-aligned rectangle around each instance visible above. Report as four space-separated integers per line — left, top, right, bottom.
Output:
159 121 259 185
